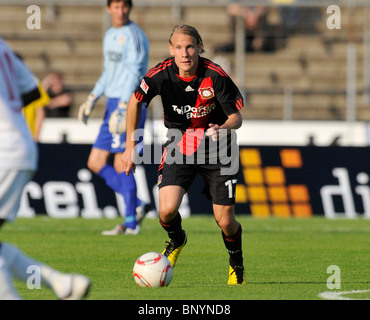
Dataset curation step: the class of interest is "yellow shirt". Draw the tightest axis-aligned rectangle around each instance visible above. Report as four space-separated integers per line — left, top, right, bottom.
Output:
22 83 50 136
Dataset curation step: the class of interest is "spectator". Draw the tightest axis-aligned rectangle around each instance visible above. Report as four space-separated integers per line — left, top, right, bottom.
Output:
42 71 72 118
214 4 276 54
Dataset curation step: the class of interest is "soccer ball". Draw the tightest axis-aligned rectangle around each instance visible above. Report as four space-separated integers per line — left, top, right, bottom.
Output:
133 252 173 287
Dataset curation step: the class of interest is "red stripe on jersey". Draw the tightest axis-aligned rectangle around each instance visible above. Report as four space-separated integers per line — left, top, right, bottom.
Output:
177 128 205 157
176 77 214 156
235 98 243 110
158 147 167 171
147 60 172 78
204 60 228 77
135 92 143 102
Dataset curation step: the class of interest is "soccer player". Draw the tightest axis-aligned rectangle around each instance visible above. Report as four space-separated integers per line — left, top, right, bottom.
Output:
78 0 149 235
0 38 90 300
121 24 246 284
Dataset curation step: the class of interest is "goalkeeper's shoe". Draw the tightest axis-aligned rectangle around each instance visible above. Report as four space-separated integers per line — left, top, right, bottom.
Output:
227 265 246 285
162 232 187 268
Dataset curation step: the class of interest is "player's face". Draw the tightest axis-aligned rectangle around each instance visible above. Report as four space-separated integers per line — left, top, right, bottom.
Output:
169 32 203 78
107 1 131 28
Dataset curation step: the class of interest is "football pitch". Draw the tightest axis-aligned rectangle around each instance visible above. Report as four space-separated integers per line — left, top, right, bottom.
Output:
2 215 370 301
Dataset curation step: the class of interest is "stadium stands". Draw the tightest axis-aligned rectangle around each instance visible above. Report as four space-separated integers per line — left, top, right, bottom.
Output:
0 2 368 121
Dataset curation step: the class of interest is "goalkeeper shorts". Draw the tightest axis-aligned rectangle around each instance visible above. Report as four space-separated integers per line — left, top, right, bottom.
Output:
93 98 147 154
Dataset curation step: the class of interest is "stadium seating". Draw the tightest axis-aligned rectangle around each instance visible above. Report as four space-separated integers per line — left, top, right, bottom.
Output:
0 3 368 121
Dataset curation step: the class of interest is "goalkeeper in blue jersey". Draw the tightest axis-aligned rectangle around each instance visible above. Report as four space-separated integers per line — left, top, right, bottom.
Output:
78 0 149 235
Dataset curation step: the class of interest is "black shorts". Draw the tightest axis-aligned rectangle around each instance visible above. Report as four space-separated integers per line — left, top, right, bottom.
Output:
157 162 238 206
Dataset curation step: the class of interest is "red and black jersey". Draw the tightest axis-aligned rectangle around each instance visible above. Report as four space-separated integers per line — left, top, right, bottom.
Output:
134 56 244 158
135 56 244 132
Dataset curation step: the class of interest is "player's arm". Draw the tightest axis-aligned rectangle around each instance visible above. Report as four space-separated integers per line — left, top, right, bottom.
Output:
11 50 41 106
34 106 45 142
206 111 242 142
78 73 103 124
78 53 106 124
220 111 242 130
121 93 143 175
207 74 244 141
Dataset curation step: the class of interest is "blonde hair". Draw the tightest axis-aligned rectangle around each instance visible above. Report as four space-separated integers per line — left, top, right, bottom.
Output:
169 24 205 54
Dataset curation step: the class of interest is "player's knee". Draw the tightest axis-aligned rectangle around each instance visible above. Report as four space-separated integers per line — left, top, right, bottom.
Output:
217 219 235 236
158 205 178 223
87 157 103 174
87 157 96 173
113 154 125 174
214 211 238 236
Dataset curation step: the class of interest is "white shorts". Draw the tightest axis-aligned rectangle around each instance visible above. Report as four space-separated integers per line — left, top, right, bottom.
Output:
0 170 34 223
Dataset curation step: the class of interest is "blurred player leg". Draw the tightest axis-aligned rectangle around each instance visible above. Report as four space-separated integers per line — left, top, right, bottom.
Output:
0 170 90 299
0 242 90 300
0 244 21 300
90 99 147 235
98 163 143 235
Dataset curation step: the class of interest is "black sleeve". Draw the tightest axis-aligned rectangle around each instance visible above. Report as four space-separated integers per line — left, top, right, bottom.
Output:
22 86 41 107
135 76 160 106
214 76 244 115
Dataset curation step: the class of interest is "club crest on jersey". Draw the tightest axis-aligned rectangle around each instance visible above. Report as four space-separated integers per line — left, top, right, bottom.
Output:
140 79 149 94
198 87 215 100
118 36 125 45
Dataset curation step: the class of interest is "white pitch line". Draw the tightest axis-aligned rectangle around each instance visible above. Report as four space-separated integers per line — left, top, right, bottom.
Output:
318 290 370 300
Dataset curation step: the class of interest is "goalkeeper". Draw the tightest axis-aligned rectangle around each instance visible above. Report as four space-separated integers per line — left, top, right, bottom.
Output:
78 0 149 235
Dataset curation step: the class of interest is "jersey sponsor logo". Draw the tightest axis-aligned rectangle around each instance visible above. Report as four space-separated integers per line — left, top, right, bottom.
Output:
198 87 215 100
107 50 122 63
140 79 149 94
172 103 216 119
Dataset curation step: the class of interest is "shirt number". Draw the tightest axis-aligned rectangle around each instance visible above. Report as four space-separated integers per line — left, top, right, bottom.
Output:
225 179 237 198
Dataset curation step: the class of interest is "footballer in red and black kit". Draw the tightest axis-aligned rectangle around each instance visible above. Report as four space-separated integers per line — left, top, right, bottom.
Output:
122 24 246 285
135 56 244 172
134 54 245 205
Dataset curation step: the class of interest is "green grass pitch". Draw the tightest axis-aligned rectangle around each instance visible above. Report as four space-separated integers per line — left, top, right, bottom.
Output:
1 215 370 300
